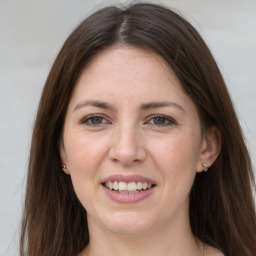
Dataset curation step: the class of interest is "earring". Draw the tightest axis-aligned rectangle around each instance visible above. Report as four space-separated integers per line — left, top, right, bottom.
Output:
202 163 208 172
62 164 67 169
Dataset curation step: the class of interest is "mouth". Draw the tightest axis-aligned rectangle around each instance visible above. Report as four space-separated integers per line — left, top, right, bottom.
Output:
102 181 156 193
101 175 156 203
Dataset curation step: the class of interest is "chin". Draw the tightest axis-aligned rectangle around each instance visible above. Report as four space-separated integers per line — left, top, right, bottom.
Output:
97 211 157 235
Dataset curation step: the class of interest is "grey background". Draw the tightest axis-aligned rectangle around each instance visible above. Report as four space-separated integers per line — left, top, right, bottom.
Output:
0 0 255 255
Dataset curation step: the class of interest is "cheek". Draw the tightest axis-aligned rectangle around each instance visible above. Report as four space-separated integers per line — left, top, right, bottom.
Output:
65 131 104 168
64 135 105 209
64 132 108 194
152 135 200 171
150 134 201 198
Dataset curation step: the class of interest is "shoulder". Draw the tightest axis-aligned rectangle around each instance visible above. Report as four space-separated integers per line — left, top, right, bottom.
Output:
204 244 225 256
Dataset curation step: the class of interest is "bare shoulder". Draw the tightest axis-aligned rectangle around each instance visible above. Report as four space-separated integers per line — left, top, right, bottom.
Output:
204 244 225 256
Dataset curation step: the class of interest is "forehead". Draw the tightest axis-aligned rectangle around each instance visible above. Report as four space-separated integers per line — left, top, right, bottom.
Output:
70 46 185 101
65 45 201 128
84 46 180 84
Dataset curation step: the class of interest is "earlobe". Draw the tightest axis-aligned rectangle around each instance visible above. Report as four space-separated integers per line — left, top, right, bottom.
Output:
61 164 70 175
60 143 70 175
196 126 221 173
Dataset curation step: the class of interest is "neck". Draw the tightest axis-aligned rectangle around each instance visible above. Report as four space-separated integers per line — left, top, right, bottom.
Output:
79 211 203 256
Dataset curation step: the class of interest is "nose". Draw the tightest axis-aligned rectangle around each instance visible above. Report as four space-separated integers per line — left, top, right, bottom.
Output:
108 124 146 165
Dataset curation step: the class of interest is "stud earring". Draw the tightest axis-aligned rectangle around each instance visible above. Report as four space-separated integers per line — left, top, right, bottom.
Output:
202 163 208 172
62 164 67 169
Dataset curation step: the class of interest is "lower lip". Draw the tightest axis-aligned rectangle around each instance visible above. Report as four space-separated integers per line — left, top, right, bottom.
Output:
102 185 155 203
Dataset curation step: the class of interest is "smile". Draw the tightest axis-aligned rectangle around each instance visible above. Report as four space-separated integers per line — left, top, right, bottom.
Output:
101 175 156 203
104 181 154 193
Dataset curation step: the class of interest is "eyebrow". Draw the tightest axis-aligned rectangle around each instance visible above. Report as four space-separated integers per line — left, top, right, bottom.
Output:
73 100 185 113
73 100 114 112
140 101 185 113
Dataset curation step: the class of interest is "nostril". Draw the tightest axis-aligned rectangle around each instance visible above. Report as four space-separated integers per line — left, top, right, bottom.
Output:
108 142 147 165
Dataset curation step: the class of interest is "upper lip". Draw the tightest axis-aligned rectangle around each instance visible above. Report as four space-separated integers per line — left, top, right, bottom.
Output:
101 174 156 185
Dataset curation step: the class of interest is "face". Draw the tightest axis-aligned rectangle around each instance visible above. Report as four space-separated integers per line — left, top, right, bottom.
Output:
60 46 211 237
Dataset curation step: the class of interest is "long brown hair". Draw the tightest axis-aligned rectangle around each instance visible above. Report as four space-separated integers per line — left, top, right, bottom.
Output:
20 3 256 256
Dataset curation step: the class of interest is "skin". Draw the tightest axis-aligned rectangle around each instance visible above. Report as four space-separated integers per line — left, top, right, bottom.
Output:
60 46 221 256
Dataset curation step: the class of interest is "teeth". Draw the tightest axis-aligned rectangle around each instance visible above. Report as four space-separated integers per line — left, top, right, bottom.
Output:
105 181 153 192
108 181 113 190
142 182 147 190
113 181 119 190
137 182 142 190
119 181 127 191
127 182 137 191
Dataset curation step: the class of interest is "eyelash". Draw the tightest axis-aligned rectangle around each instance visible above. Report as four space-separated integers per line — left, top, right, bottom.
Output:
146 114 176 126
80 114 110 126
80 114 176 127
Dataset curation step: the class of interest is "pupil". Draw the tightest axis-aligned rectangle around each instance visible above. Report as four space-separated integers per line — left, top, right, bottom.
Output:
154 117 165 125
92 117 102 124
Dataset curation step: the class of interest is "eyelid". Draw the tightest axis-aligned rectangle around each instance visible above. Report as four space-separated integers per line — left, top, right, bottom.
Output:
145 114 177 126
79 113 176 127
80 114 111 126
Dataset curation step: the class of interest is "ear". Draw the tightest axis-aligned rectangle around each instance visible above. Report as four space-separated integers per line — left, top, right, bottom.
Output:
59 142 70 175
196 126 221 173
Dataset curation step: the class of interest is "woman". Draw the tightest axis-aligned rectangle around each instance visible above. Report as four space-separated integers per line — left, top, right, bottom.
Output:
20 2 256 256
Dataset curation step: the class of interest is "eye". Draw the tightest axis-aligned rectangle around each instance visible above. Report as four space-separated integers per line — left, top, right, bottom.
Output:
81 115 110 126
147 115 176 126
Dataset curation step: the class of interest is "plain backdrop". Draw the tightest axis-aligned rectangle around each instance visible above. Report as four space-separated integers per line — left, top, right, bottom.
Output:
0 0 255 255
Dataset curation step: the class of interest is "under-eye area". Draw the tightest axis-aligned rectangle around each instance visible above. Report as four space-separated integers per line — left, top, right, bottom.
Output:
102 181 156 193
